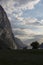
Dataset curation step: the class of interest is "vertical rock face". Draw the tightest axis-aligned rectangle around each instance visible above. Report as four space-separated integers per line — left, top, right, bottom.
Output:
0 5 17 49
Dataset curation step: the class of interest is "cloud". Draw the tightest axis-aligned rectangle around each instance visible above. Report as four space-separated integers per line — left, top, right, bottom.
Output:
9 16 43 40
21 17 38 24
0 0 40 26
15 17 43 26
0 0 40 9
12 28 35 41
12 27 43 41
14 0 40 10
0 0 40 15
13 28 34 36
40 20 43 24
0 0 40 21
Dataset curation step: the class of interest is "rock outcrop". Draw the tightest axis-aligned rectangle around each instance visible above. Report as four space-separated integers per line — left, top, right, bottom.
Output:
0 5 17 49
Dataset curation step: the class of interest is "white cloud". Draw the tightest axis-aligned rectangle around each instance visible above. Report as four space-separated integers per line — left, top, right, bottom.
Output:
16 16 23 21
15 16 43 26
0 0 40 15
40 20 43 24
13 28 43 43
15 35 34 41
22 17 38 24
13 28 43 40
14 0 40 10
15 0 40 10
15 17 40 25
13 28 34 36
12 28 35 41
0 0 40 26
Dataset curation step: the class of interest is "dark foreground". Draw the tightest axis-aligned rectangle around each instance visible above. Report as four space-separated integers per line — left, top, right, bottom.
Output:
0 49 43 65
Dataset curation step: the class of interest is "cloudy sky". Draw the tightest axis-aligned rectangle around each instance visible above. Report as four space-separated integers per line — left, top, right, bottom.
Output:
0 0 43 45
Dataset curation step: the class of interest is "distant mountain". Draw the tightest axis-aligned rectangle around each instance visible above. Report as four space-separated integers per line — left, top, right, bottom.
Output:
0 5 17 49
39 43 43 49
14 37 28 49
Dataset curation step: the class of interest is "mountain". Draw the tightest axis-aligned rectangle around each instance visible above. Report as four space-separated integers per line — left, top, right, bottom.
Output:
0 5 28 49
0 39 9 49
39 43 43 49
14 37 28 49
0 5 17 49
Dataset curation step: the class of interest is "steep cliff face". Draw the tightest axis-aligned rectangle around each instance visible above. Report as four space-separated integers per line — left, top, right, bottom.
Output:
0 5 17 49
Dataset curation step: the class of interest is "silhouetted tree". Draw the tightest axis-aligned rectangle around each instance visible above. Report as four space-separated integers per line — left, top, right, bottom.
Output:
31 41 39 49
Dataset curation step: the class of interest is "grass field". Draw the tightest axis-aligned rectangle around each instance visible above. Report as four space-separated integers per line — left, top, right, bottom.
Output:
0 49 43 65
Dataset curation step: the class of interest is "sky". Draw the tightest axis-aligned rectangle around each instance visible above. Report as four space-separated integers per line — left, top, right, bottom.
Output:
0 0 43 45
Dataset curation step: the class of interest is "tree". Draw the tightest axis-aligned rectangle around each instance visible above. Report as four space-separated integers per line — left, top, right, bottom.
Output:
31 41 39 49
